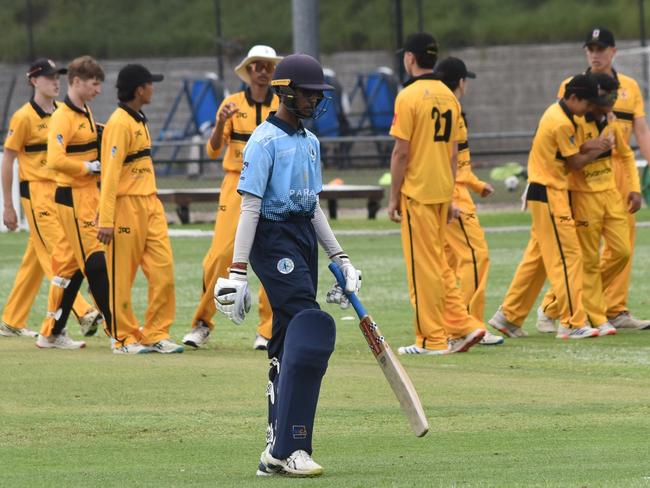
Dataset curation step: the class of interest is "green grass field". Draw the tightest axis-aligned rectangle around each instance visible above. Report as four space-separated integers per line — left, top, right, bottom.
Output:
1 212 649 487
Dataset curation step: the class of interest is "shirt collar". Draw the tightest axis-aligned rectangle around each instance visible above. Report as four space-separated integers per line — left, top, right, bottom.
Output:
585 66 619 81
244 87 274 107
64 95 88 115
402 72 438 88
558 100 577 129
118 102 147 124
267 113 305 136
29 97 56 119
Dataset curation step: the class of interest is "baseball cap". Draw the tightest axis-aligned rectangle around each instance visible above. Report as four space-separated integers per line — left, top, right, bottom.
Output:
27 58 67 78
564 73 599 101
399 32 438 57
433 57 476 82
584 27 615 48
116 64 164 93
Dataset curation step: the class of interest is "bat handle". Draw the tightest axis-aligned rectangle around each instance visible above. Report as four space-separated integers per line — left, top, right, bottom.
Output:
328 262 367 319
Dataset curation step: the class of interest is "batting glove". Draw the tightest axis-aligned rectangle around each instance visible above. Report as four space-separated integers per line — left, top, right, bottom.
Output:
214 268 251 325
326 255 361 309
85 160 101 174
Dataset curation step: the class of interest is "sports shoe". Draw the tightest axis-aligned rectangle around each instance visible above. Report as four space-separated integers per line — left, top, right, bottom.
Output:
488 308 529 337
596 323 617 337
78 309 103 337
260 448 323 477
608 312 650 330
256 445 280 477
479 330 504 345
536 306 557 333
555 325 599 340
253 333 269 351
0 321 38 337
113 342 154 354
35 329 86 349
448 328 486 353
397 344 450 355
182 321 210 348
150 339 184 354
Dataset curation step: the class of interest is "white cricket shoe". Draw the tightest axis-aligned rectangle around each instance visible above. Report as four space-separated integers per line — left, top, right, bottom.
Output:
150 339 184 354
182 321 210 348
0 321 38 337
608 312 650 330
536 306 557 334
555 325 599 340
397 344 450 355
448 328 486 353
488 308 529 337
260 447 323 477
78 309 103 337
113 343 154 354
36 329 86 349
253 333 269 351
596 323 617 337
479 330 505 345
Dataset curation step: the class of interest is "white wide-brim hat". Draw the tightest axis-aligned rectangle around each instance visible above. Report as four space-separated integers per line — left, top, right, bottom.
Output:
235 45 283 85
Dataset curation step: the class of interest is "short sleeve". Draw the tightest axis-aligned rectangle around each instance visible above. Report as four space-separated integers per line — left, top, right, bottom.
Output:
389 92 413 141
554 122 579 159
4 112 28 152
238 139 273 198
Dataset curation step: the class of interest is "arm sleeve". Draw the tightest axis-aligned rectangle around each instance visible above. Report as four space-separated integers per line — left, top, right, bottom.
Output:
614 124 641 193
232 192 261 264
98 122 130 227
463 169 487 194
3 112 27 152
237 139 273 198
389 92 413 141
311 199 344 258
555 122 579 159
46 115 88 177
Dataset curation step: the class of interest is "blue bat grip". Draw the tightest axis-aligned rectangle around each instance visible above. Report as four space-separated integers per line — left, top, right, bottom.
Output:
328 262 367 319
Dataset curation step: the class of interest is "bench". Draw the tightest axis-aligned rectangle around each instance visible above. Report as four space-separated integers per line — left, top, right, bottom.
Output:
157 184 385 224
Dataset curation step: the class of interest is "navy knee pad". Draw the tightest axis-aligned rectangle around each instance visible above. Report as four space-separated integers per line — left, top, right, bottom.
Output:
271 309 336 459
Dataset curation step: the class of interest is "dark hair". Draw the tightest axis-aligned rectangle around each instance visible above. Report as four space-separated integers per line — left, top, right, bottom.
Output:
441 78 460 92
118 86 137 102
68 56 105 83
590 72 619 93
414 52 436 70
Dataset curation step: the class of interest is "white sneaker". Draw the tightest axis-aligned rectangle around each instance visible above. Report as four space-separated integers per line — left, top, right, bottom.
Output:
36 329 86 349
608 312 650 330
150 339 184 354
536 306 557 333
397 344 449 355
78 309 102 337
555 325 599 340
256 445 280 476
182 321 210 348
488 308 529 338
479 330 504 345
113 342 154 354
596 322 617 337
253 333 269 351
448 328 486 353
0 321 38 337
260 448 323 477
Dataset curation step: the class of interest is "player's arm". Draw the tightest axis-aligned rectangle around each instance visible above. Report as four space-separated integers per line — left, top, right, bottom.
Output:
47 116 96 177
97 122 130 243
614 124 642 213
388 137 409 223
558 123 611 171
633 115 650 171
1 148 19 231
206 101 237 159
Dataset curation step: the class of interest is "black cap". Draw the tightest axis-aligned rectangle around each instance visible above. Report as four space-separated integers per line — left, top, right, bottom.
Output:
27 58 67 78
564 74 599 101
584 27 615 48
272 54 334 91
433 57 476 82
400 32 438 57
116 64 164 92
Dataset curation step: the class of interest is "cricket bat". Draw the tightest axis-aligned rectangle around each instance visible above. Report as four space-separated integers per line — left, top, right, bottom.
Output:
328 263 429 437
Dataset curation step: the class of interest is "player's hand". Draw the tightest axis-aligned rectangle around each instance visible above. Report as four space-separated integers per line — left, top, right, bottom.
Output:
447 203 461 223
331 254 361 294
97 227 114 244
214 267 251 325
480 183 495 198
85 160 101 174
217 102 239 124
627 191 642 214
387 197 401 223
3 205 18 231
326 269 362 309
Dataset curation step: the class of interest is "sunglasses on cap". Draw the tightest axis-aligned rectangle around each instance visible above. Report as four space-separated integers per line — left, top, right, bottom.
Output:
248 61 275 73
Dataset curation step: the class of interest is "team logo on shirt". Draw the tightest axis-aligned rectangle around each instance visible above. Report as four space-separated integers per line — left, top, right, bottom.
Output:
307 143 316 162
56 134 64 146
277 258 295 274
111 146 118 158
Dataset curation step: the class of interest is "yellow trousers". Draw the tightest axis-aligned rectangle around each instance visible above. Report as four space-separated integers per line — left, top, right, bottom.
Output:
400 195 485 351
541 189 630 326
41 184 107 337
2 182 95 329
191 171 272 338
445 210 490 322
502 185 586 328
106 194 175 346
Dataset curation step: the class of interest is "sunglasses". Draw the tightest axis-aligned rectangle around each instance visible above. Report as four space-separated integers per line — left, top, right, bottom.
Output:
248 61 275 73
